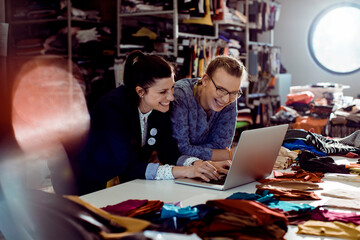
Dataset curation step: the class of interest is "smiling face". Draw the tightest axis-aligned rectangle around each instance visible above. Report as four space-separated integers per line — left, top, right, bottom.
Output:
137 76 175 113
200 67 241 112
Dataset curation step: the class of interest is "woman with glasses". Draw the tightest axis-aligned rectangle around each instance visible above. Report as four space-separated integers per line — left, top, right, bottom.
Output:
171 55 247 162
73 50 230 195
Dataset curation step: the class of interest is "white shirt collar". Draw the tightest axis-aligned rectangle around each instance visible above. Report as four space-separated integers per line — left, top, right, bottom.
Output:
138 108 153 146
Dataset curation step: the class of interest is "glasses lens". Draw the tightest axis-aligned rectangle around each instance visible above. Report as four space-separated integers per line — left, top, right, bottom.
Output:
216 88 228 97
228 91 242 100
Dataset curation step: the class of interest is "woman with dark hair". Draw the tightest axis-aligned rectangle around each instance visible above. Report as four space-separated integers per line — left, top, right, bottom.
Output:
74 50 230 195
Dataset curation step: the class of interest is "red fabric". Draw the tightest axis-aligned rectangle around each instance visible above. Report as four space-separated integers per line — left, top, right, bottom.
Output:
127 200 164 217
101 199 148 216
286 91 314 105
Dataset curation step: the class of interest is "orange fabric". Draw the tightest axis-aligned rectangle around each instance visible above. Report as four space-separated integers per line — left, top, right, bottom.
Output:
291 116 328 134
206 199 288 226
256 185 321 201
268 76 276 88
346 163 360 169
257 169 324 183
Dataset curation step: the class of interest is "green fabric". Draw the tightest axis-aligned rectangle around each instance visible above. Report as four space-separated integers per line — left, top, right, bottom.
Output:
236 121 250 129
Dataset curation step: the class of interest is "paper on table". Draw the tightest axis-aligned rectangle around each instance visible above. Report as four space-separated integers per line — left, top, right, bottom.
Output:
324 198 360 211
323 173 360 182
322 188 360 199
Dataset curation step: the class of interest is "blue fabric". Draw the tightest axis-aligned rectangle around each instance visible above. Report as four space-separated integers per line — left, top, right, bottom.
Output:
283 140 327 156
145 163 159 180
171 78 237 160
267 200 314 212
227 191 275 204
227 191 314 212
160 204 199 220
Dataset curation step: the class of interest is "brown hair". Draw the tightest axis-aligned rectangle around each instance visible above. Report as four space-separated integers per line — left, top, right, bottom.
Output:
205 55 245 79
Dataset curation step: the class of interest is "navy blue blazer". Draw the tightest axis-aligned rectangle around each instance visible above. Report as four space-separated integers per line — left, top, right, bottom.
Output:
74 85 181 194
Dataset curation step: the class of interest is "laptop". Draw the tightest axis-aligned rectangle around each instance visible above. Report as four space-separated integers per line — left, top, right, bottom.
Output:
174 124 288 190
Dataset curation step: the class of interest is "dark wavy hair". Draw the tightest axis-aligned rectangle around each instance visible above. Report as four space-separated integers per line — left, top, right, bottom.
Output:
123 50 174 105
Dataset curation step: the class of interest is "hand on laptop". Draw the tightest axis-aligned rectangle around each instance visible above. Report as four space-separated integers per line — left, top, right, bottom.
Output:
173 160 231 182
211 160 231 175
191 160 231 182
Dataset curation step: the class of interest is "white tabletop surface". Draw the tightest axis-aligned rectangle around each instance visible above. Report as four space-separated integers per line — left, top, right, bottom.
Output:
81 179 260 208
81 175 359 240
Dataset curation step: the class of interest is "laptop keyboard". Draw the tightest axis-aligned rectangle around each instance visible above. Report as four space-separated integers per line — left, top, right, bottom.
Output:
202 174 227 185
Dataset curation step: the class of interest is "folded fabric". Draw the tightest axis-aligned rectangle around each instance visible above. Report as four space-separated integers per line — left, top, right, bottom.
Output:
256 184 321 201
160 204 199 220
226 191 275 204
226 191 314 212
101 199 148 216
128 200 164 218
297 220 360 239
256 180 322 191
283 140 327 157
286 91 314 105
65 195 151 239
311 207 360 225
258 169 324 183
132 27 157 40
267 200 314 212
192 199 289 240
206 199 288 227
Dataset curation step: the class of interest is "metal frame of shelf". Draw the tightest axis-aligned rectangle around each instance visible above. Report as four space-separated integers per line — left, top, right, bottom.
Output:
117 0 178 57
117 0 250 67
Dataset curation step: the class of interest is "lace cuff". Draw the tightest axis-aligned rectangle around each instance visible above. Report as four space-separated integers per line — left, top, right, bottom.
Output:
155 164 174 180
182 157 200 166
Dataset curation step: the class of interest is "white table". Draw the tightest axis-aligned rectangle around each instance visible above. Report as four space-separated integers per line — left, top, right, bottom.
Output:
81 174 359 240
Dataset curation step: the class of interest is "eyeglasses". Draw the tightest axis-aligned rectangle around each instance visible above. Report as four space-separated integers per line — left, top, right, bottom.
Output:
208 75 242 100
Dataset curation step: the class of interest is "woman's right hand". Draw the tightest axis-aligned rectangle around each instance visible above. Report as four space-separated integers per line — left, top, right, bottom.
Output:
172 160 231 182
189 160 222 182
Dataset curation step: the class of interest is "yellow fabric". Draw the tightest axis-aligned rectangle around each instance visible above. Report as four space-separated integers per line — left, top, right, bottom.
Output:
183 0 213 26
132 27 157 40
65 196 151 239
106 176 120 188
297 220 360 240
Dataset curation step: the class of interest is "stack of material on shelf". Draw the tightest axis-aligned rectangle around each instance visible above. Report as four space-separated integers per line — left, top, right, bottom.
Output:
327 99 360 137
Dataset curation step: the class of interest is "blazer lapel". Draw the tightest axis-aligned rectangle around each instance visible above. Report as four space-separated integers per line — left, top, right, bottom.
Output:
130 105 142 148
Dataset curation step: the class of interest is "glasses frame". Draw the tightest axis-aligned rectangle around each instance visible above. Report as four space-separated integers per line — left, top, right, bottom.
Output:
208 75 243 100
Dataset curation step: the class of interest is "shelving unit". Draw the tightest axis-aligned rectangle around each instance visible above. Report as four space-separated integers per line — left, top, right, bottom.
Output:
116 0 250 69
115 0 285 128
5 0 117 107
117 0 178 57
